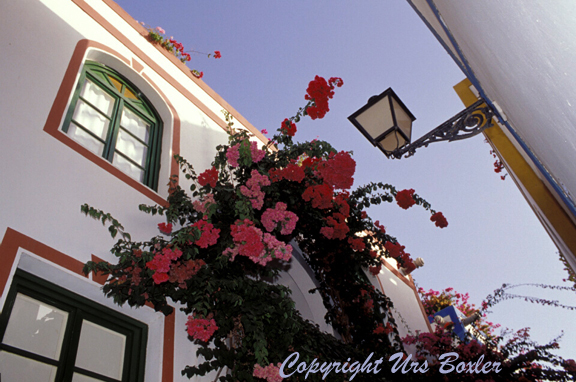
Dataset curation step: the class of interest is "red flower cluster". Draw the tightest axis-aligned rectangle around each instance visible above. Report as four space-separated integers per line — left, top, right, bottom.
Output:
158 222 172 235
317 151 356 190
146 247 183 284
213 50 221 59
320 212 349 240
430 211 448 228
280 118 297 136
302 183 334 209
198 166 218 188
384 241 405 258
373 220 386 234
348 236 366 251
369 264 382 276
191 220 221 248
228 220 265 260
269 163 305 183
305 76 343 120
395 188 416 209
168 38 191 62
373 322 394 335
169 259 206 288
383 241 415 272
186 314 218 342
333 192 350 217
191 69 204 79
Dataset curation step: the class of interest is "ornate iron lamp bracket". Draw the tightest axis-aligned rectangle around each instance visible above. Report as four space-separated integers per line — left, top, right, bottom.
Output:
391 99 496 159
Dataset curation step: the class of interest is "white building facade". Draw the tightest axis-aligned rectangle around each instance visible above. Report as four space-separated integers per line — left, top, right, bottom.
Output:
408 0 576 273
0 1 431 381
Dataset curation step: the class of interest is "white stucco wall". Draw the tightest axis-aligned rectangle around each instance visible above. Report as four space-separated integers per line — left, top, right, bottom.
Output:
429 0 576 212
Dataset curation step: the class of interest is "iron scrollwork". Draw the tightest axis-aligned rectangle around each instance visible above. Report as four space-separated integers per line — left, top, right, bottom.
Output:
391 99 496 159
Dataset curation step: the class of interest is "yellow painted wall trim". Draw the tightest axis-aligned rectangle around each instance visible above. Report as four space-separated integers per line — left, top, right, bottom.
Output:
454 79 576 270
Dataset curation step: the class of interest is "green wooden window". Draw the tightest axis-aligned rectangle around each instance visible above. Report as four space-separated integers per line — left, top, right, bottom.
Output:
0 271 147 382
62 61 162 191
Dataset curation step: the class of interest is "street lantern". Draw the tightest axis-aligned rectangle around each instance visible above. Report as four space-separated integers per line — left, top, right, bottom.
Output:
347 88 416 158
348 88 496 159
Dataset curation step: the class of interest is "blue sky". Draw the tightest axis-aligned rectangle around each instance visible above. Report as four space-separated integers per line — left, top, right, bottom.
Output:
119 0 576 359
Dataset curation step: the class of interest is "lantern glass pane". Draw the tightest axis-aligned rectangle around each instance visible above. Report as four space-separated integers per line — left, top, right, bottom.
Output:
378 129 407 153
354 95 394 140
391 97 413 142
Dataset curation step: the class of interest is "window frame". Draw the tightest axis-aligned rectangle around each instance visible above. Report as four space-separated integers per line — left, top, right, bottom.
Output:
0 270 148 382
61 61 163 191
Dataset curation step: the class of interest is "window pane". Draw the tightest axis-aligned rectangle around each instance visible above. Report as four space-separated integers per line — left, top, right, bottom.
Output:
72 99 111 140
2 294 68 360
116 129 148 167
0 350 58 382
75 320 126 380
68 123 105 156
113 153 145 182
120 108 150 142
80 79 114 116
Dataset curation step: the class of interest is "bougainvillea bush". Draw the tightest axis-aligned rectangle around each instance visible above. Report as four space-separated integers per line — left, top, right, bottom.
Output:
82 75 575 381
82 75 449 381
403 286 576 381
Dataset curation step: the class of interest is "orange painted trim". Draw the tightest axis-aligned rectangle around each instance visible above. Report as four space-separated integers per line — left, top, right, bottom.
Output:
0 228 87 300
162 310 175 382
90 254 110 285
381 259 412 288
131 57 144 73
0 228 175 382
42 39 175 207
78 0 268 143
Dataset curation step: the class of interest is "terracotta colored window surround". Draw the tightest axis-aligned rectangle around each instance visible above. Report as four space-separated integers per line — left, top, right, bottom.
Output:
0 227 176 382
43 39 177 207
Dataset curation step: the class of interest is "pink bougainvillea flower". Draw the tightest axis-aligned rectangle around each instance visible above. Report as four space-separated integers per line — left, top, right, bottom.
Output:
253 363 283 382
239 170 270 210
261 202 298 235
155 26 165 34
430 211 448 228
192 193 216 215
198 166 218 188
158 222 173 235
249 141 266 163
261 129 268 135
395 188 416 209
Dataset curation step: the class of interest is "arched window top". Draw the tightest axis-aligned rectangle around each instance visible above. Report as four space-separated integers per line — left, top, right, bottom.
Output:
62 61 163 190
82 61 158 120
